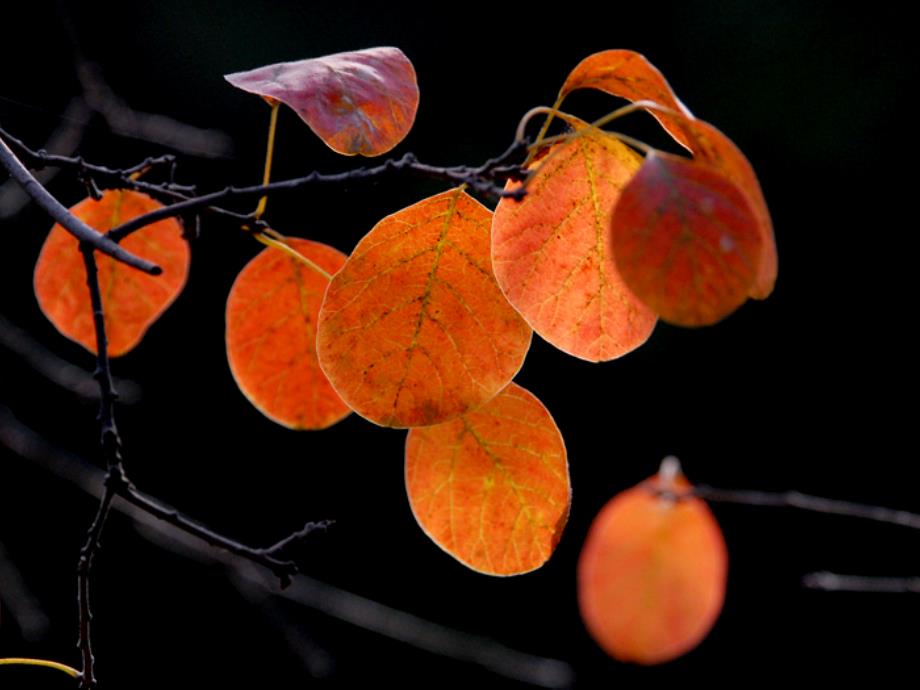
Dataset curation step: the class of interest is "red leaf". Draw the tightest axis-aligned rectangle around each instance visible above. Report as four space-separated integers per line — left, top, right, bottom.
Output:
34 190 190 356
610 151 762 326
405 382 569 575
492 124 656 361
317 188 532 428
225 47 419 157
226 239 351 430
578 467 727 664
558 49 695 151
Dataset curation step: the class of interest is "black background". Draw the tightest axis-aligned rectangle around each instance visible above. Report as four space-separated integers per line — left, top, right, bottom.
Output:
1 1 915 687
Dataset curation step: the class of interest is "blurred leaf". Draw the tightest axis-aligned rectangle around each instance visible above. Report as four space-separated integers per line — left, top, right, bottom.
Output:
610 151 762 326
578 467 727 664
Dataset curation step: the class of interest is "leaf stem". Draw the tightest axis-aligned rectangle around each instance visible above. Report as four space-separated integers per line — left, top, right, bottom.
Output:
0 658 80 678
253 101 280 220
254 232 332 281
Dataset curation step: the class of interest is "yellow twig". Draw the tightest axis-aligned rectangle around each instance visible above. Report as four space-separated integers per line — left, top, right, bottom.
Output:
0 657 80 678
253 100 281 220
253 232 332 281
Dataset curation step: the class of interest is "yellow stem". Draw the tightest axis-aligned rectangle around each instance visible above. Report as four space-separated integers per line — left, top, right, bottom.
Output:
254 232 332 281
525 93 566 164
0 657 80 678
253 100 280 220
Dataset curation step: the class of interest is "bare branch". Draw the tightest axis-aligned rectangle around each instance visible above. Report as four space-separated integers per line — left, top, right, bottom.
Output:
0 540 51 641
802 572 920 593
0 132 161 274
693 485 920 530
0 313 140 404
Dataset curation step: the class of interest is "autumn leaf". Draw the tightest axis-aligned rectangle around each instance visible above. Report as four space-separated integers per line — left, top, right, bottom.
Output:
34 190 190 356
492 123 656 362
225 47 419 157
578 464 727 664
610 150 762 326
226 238 351 430
317 188 532 428
647 109 777 299
405 382 569 575
558 49 695 151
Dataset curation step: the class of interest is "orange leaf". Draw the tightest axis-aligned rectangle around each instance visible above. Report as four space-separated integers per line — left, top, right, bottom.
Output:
405 382 569 575
654 111 778 299
578 467 727 665
225 47 419 157
492 125 656 361
559 49 695 151
317 188 531 428
34 190 190 356
226 239 351 430
610 151 763 326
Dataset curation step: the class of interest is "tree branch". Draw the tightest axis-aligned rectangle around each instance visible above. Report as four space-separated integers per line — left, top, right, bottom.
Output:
693 485 920 530
802 572 920 593
0 132 161 275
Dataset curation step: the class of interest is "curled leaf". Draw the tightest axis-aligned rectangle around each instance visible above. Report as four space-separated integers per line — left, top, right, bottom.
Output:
492 123 656 361
225 47 419 156
559 49 695 150
226 238 351 430
578 466 727 664
317 188 532 428
405 382 569 575
610 150 762 326
34 190 190 356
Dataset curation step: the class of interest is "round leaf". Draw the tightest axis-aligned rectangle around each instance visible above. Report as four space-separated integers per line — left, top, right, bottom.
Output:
406 382 569 575
317 188 532 428
225 47 419 157
578 470 727 664
226 239 351 430
34 190 190 356
492 125 656 361
611 151 763 326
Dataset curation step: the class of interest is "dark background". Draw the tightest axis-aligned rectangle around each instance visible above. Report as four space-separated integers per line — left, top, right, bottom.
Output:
1 1 915 687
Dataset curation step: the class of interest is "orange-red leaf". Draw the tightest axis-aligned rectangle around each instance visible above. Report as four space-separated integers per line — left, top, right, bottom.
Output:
317 188 532 428
226 239 351 430
405 382 569 575
559 49 695 151
225 47 418 157
578 468 727 665
34 190 190 356
610 151 762 326
492 125 656 361
654 111 777 299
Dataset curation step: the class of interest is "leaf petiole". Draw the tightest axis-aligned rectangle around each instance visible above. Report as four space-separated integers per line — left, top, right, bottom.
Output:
0 657 80 678
253 100 281 220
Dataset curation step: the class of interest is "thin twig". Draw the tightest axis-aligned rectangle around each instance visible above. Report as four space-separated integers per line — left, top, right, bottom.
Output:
0 132 160 274
802 572 920 593
0 540 51 641
693 485 920 530
106 139 529 242
0 313 141 403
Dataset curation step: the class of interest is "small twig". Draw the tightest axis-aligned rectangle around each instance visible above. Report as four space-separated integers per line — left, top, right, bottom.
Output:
692 485 920 530
0 132 160 274
0 540 51 641
0 313 140 404
106 145 530 242
802 572 920 593
0 96 91 219
115 483 299 587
